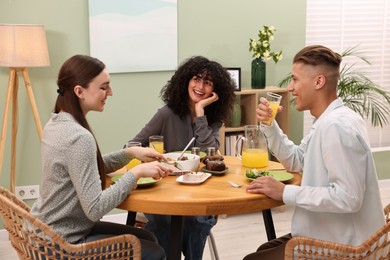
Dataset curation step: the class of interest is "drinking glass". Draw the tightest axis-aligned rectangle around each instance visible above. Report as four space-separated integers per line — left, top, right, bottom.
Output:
126 141 142 170
261 92 282 126
149 135 164 154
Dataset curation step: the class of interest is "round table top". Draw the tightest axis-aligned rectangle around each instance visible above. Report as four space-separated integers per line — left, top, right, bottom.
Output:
108 156 301 216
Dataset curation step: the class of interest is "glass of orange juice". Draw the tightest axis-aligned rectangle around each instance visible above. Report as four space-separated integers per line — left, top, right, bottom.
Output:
149 135 164 154
126 141 142 170
261 92 282 126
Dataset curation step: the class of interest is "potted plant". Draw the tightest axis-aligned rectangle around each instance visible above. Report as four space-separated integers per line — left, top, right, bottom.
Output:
278 46 390 127
249 25 283 89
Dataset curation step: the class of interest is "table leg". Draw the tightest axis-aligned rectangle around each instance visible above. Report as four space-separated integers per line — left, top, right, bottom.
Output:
262 209 276 241
126 211 136 226
167 215 183 260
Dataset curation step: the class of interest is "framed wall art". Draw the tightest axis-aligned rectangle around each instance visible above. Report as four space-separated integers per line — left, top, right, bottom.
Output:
88 0 177 73
226 68 241 91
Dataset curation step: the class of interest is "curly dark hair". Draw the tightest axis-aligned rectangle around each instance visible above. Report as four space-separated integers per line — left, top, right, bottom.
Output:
161 56 236 124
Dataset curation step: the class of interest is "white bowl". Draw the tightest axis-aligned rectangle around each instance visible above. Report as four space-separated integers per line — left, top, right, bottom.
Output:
163 152 200 171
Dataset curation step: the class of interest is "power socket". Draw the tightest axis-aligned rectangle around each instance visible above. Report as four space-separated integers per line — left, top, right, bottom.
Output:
15 185 40 200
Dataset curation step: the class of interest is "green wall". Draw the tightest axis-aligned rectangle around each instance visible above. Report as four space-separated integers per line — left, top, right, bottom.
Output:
373 151 390 180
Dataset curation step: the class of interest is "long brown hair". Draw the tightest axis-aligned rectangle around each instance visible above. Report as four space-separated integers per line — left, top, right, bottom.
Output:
55 55 106 189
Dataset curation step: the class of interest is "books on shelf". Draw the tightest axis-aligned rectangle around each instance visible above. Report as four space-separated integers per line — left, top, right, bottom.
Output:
224 133 243 156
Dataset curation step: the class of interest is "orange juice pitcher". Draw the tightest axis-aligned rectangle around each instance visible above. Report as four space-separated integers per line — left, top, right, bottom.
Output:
235 125 269 168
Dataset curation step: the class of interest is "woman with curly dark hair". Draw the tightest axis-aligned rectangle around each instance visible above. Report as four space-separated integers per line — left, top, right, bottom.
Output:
128 55 236 259
130 55 236 152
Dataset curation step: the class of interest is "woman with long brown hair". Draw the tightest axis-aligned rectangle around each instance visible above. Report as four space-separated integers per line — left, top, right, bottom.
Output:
31 55 173 259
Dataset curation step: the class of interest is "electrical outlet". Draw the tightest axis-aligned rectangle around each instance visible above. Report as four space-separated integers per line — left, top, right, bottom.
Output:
15 185 39 200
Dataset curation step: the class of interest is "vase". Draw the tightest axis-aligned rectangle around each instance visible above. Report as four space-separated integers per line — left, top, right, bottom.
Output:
251 58 266 89
230 97 241 127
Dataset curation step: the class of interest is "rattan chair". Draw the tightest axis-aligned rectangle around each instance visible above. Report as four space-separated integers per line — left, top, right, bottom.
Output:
384 202 390 223
284 202 390 259
0 186 141 259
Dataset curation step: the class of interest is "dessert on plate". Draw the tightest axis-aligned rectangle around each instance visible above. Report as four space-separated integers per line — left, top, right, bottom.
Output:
204 155 226 171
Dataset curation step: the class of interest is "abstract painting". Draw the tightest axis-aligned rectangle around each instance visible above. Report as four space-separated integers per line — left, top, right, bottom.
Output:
89 0 177 73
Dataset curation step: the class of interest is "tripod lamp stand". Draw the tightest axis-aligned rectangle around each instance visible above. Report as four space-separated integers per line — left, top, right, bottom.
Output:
0 24 50 193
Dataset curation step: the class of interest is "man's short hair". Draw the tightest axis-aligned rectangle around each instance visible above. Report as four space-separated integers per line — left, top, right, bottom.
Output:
293 45 342 82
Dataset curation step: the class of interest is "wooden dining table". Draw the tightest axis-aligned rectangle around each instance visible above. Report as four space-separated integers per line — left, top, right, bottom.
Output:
107 156 301 260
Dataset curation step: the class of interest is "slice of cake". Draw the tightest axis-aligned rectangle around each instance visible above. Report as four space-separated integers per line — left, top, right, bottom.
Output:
205 155 226 171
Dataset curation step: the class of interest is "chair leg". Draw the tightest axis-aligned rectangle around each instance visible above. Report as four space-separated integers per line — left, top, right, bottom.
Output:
208 231 220 260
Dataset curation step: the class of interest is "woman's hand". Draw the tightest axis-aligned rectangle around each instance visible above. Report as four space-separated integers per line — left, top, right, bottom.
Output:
195 92 219 117
125 146 165 162
256 97 283 122
246 176 285 201
130 161 174 180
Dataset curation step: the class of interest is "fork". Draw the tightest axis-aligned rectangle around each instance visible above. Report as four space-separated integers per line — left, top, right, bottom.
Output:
227 180 247 188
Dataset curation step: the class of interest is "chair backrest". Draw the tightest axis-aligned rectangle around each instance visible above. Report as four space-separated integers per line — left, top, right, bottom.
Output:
0 186 141 260
384 202 390 224
285 202 390 259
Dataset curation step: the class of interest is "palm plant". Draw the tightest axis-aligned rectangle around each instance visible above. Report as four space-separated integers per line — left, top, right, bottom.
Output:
278 46 390 127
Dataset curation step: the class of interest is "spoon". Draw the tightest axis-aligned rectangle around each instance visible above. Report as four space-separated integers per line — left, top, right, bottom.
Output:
177 137 196 160
227 180 247 188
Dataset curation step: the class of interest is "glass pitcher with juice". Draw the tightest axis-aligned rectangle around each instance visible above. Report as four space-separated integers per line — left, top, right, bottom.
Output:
235 125 269 168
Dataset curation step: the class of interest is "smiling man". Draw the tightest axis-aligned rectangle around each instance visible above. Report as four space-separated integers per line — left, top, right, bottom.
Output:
244 45 385 260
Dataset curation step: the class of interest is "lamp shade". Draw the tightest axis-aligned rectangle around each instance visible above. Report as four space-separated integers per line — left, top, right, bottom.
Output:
0 24 50 67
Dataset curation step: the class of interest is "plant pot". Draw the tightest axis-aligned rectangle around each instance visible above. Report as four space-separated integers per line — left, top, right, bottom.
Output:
251 58 266 89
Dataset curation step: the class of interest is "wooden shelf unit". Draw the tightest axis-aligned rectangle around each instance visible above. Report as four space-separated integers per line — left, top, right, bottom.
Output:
219 87 290 155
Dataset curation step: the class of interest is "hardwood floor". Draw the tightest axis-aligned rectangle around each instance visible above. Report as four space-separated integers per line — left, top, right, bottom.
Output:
203 206 294 260
1 182 389 260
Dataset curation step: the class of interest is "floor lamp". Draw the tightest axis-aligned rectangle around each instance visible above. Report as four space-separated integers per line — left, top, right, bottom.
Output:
0 24 50 193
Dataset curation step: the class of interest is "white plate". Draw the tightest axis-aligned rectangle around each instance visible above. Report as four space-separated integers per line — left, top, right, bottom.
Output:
176 172 212 185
